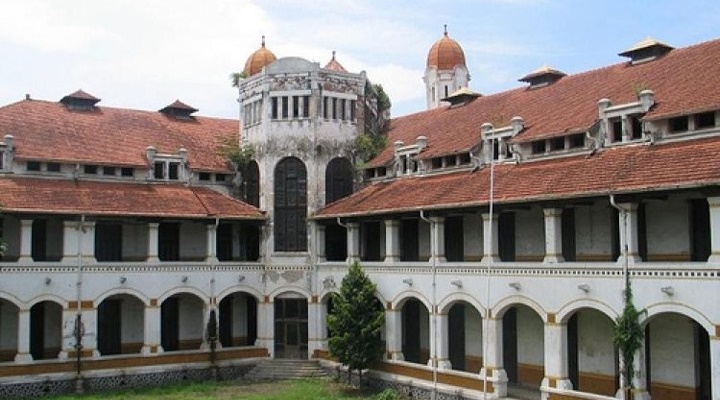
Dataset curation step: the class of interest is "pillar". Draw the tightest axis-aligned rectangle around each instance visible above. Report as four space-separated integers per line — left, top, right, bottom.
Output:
543 208 564 263
307 298 323 358
617 203 641 264
430 312 452 369
481 213 500 264
710 336 720 400
142 301 162 354
14 309 32 362
205 223 217 262
480 316 508 397
628 338 651 400
707 197 720 263
147 222 160 263
315 223 326 262
385 308 404 361
346 222 360 263
18 219 33 263
384 220 401 263
62 220 96 264
429 216 446 263
541 320 572 397
255 297 274 357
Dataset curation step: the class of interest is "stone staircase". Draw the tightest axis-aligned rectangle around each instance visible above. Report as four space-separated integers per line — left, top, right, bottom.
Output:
244 359 329 381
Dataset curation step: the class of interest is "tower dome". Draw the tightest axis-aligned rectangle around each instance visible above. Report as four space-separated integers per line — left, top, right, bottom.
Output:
426 25 466 70
243 36 277 76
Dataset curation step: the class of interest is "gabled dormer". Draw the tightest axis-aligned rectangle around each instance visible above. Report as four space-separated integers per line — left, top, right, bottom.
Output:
598 89 655 145
481 116 524 162
60 89 101 111
519 65 566 89
146 146 189 182
393 136 428 176
159 100 198 120
619 37 673 65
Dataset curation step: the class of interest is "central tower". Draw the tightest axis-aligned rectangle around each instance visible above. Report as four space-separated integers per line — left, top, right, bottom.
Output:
423 26 470 109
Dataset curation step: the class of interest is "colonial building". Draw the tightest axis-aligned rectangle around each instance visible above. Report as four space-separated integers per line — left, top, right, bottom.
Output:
1 30 720 400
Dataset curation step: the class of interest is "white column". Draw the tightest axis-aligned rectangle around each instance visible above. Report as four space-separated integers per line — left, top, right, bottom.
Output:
431 312 451 369
541 320 572 396
707 197 720 263
256 297 274 357
18 219 33 263
481 213 500 264
543 208 564 263
711 336 720 400
315 223 326 262
81 221 96 264
384 220 401 263
61 220 78 263
629 338 652 400
14 309 32 362
480 316 508 397
142 302 162 354
429 216 446 263
346 222 360 263
385 308 404 361
307 299 322 358
617 203 642 264
147 222 160 263
205 223 217 262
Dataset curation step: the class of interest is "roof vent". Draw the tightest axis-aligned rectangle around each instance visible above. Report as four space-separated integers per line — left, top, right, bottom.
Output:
324 50 347 72
519 65 566 88
619 37 673 64
159 100 198 120
60 89 100 110
441 87 481 107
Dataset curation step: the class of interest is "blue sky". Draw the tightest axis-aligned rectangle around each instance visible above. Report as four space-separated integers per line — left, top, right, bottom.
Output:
1 0 719 118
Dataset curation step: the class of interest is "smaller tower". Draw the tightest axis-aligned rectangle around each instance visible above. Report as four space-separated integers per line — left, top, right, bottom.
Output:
423 25 470 109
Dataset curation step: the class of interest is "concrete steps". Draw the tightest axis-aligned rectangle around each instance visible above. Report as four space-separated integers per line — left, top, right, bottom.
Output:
244 359 329 381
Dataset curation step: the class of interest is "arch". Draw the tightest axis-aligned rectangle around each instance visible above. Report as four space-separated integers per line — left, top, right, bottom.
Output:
97 293 145 356
218 291 258 348
438 292 486 317
0 291 23 309
391 290 432 311
643 302 714 335
29 300 63 360
26 294 67 309
95 288 150 307
325 157 354 204
157 287 209 304
243 160 260 207
556 299 619 323
274 157 308 252
492 295 547 321
217 286 262 304
268 287 312 302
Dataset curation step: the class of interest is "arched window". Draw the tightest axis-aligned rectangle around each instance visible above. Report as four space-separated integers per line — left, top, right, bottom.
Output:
244 160 260 207
274 157 307 251
325 157 354 204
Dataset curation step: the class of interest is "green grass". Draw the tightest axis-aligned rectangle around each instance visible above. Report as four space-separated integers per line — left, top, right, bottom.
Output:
50 379 389 400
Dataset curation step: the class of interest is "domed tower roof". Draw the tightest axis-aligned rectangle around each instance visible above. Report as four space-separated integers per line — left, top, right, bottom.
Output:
243 36 277 76
426 25 466 70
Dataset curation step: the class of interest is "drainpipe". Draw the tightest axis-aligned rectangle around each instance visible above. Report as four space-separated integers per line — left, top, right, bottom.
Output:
419 210 438 400
482 141 496 400
208 217 219 377
336 217 351 264
609 193 631 392
74 215 86 393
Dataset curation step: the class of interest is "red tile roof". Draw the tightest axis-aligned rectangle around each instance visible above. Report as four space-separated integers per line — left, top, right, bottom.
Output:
369 38 720 168
316 137 720 218
0 98 238 172
0 177 264 219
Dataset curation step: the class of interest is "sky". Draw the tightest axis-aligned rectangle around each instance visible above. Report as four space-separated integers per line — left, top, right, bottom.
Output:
1 0 719 119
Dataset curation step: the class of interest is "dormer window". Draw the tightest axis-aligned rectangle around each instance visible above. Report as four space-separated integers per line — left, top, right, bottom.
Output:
695 112 716 130
669 116 689 133
84 165 98 174
568 134 585 149
60 90 101 111
146 146 188 182
27 161 41 172
159 100 198 120
519 66 566 89
103 166 116 176
47 162 61 172
619 37 674 65
393 136 428 176
531 140 546 154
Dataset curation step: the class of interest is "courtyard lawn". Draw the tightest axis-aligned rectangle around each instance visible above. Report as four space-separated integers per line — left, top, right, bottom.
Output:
50 379 396 400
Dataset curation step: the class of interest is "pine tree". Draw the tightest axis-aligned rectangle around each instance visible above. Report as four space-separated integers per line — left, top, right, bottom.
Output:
327 261 385 385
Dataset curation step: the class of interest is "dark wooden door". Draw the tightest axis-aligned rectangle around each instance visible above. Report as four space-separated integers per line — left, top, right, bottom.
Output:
217 223 233 261
31 219 47 261
448 303 466 371
503 308 518 384
30 303 45 360
161 297 179 351
498 213 515 262
159 223 180 261
445 216 464 262
97 299 122 355
691 199 711 261
219 297 233 347
95 223 122 262
362 221 381 261
562 209 576 262
401 220 419 261
402 299 421 363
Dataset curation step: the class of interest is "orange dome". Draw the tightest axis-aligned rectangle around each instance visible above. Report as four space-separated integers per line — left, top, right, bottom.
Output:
243 36 277 76
426 26 466 70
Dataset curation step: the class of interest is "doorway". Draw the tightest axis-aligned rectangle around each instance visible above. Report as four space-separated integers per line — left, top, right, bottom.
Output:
274 297 308 359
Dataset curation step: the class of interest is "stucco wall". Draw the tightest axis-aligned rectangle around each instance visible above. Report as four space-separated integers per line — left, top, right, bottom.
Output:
577 309 615 375
465 305 483 357
179 222 207 260
178 295 204 342
645 197 690 260
516 306 544 366
463 214 483 261
120 296 144 345
122 223 148 261
649 314 695 387
515 209 544 260
575 202 614 260
0 302 18 351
